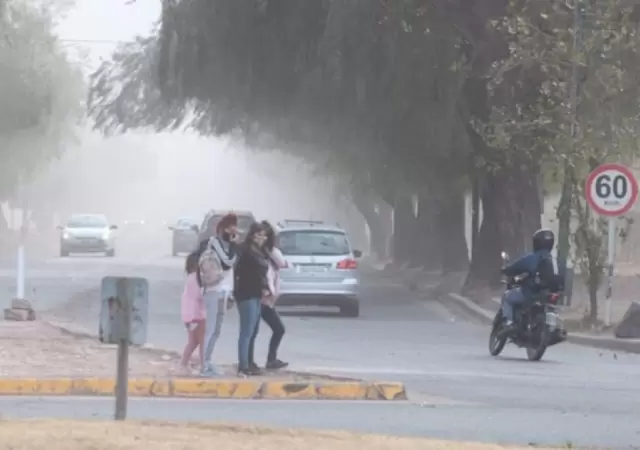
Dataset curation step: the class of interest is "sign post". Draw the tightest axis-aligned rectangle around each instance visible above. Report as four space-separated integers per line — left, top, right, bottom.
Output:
585 163 638 326
99 277 148 421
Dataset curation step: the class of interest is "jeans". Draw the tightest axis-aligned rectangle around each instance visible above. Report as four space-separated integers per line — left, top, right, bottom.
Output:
501 287 526 322
248 304 285 365
237 298 261 370
202 290 228 371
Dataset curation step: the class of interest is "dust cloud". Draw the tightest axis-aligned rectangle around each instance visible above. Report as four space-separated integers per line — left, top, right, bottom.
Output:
2 129 369 258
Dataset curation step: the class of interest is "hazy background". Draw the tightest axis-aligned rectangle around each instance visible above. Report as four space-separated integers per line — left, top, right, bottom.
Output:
0 0 369 257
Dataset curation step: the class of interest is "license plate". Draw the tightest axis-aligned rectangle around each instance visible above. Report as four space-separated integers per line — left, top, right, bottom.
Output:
545 312 558 328
299 265 326 273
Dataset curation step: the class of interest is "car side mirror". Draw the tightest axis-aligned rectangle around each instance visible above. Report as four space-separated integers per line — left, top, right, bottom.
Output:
109 225 118 230
191 225 199 233
56 225 64 230
353 249 363 258
168 226 174 231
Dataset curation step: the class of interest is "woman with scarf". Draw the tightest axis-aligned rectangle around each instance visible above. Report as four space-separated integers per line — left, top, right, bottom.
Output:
248 220 288 371
199 213 238 376
233 221 270 376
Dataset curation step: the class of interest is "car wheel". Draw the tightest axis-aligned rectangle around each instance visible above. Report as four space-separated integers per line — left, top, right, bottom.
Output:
340 299 360 318
60 247 69 257
105 249 115 257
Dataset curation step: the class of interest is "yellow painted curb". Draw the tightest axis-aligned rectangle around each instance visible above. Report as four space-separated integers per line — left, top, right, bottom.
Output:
0 378 407 400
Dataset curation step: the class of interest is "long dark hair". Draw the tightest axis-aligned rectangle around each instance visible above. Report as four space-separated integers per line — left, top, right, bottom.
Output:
243 221 265 246
186 239 209 286
261 220 275 251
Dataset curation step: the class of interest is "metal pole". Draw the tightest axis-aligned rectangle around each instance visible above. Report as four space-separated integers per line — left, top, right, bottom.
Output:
114 339 129 420
16 175 26 301
114 279 130 420
604 217 616 327
556 0 584 277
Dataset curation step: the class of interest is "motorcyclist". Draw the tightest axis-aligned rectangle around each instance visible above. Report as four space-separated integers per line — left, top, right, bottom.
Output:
500 228 561 333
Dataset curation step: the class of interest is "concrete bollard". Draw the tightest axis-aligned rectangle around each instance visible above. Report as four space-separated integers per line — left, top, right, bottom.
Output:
4 298 35 321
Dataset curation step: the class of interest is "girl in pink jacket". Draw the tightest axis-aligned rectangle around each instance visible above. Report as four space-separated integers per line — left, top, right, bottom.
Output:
180 249 206 372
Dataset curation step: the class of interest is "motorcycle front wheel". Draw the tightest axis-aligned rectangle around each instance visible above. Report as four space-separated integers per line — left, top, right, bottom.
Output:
489 312 507 356
526 313 550 361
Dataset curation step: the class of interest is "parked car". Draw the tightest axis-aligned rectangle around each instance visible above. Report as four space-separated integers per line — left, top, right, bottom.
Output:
196 210 255 243
58 214 118 257
168 217 199 256
275 219 362 317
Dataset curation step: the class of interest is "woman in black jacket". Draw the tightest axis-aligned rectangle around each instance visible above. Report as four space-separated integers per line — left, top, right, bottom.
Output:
233 222 270 376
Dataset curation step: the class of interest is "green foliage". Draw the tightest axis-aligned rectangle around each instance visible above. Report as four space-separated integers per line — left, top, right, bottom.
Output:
0 0 83 199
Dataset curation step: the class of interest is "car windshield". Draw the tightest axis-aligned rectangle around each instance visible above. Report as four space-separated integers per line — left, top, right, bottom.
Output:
277 230 351 256
66 215 108 228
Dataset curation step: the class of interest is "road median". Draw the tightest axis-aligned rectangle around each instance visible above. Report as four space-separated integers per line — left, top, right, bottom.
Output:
0 420 561 449
0 320 407 400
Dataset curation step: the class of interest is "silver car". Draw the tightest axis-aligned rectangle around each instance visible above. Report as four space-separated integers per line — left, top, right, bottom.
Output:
58 214 118 257
276 220 362 317
169 217 199 255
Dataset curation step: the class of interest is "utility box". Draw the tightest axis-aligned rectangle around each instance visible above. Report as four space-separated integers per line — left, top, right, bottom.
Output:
99 277 148 346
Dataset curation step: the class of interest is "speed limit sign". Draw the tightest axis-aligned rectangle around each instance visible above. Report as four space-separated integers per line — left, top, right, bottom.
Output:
585 163 638 217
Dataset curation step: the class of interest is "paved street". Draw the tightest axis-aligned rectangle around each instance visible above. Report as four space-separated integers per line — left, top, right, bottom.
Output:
1 249 640 448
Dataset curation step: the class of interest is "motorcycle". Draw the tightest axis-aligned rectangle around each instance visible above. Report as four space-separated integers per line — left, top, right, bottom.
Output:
489 251 567 361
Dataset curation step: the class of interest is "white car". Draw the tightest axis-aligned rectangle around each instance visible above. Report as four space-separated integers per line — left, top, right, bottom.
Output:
276 220 362 317
58 214 118 257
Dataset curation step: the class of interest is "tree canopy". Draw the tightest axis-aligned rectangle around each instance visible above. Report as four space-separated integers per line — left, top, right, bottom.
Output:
0 0 83 201
87 0 640 301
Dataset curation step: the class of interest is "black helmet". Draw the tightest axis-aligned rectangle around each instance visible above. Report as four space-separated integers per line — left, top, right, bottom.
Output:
532 228 555 252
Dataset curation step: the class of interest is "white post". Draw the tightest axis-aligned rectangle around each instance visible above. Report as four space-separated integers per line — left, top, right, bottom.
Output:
604 217 616 327
16 176 26 301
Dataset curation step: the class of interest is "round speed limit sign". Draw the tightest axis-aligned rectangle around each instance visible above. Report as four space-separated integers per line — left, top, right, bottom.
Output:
585 163 639 217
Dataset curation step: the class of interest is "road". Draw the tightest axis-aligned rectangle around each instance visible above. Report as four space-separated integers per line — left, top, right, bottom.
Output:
1 247 640 448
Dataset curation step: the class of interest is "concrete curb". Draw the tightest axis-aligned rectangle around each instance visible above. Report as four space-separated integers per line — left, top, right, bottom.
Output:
0 378 408 400
445 292 640 354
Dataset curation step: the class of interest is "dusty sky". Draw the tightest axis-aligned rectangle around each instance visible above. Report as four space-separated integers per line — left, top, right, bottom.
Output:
8 0 368 248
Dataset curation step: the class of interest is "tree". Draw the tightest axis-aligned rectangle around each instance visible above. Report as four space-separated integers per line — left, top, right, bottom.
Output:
89 0 476 273
88 0 640 300
0 0 83 202
477 0 640 320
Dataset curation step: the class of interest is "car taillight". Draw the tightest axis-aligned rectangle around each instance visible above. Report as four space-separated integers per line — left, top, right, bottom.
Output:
336 259 357 269
549 293 559 303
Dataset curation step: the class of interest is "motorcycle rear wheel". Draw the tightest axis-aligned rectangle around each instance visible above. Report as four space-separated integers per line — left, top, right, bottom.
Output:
489 312 507 356
526 313 550 361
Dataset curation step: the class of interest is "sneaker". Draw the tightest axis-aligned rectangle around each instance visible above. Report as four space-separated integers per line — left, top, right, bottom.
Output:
238 366 262 377
200 363 220 377
265 359 289 370
249 362 261 372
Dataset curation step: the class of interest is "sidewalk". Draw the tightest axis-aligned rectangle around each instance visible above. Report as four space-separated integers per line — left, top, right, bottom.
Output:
0 320 179 378
0 320 406 400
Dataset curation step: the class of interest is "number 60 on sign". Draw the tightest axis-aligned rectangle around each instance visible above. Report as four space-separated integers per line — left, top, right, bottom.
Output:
585 163 639 217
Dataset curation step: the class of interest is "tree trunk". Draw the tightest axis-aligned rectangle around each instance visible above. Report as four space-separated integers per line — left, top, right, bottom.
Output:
410 195 441 270
464 186 501 292
352 190 392 260
392 195 415 264
438 191 469 273
464 163 543 292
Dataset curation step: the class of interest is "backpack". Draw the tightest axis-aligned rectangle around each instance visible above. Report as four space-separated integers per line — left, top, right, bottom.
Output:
198 240 223 288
